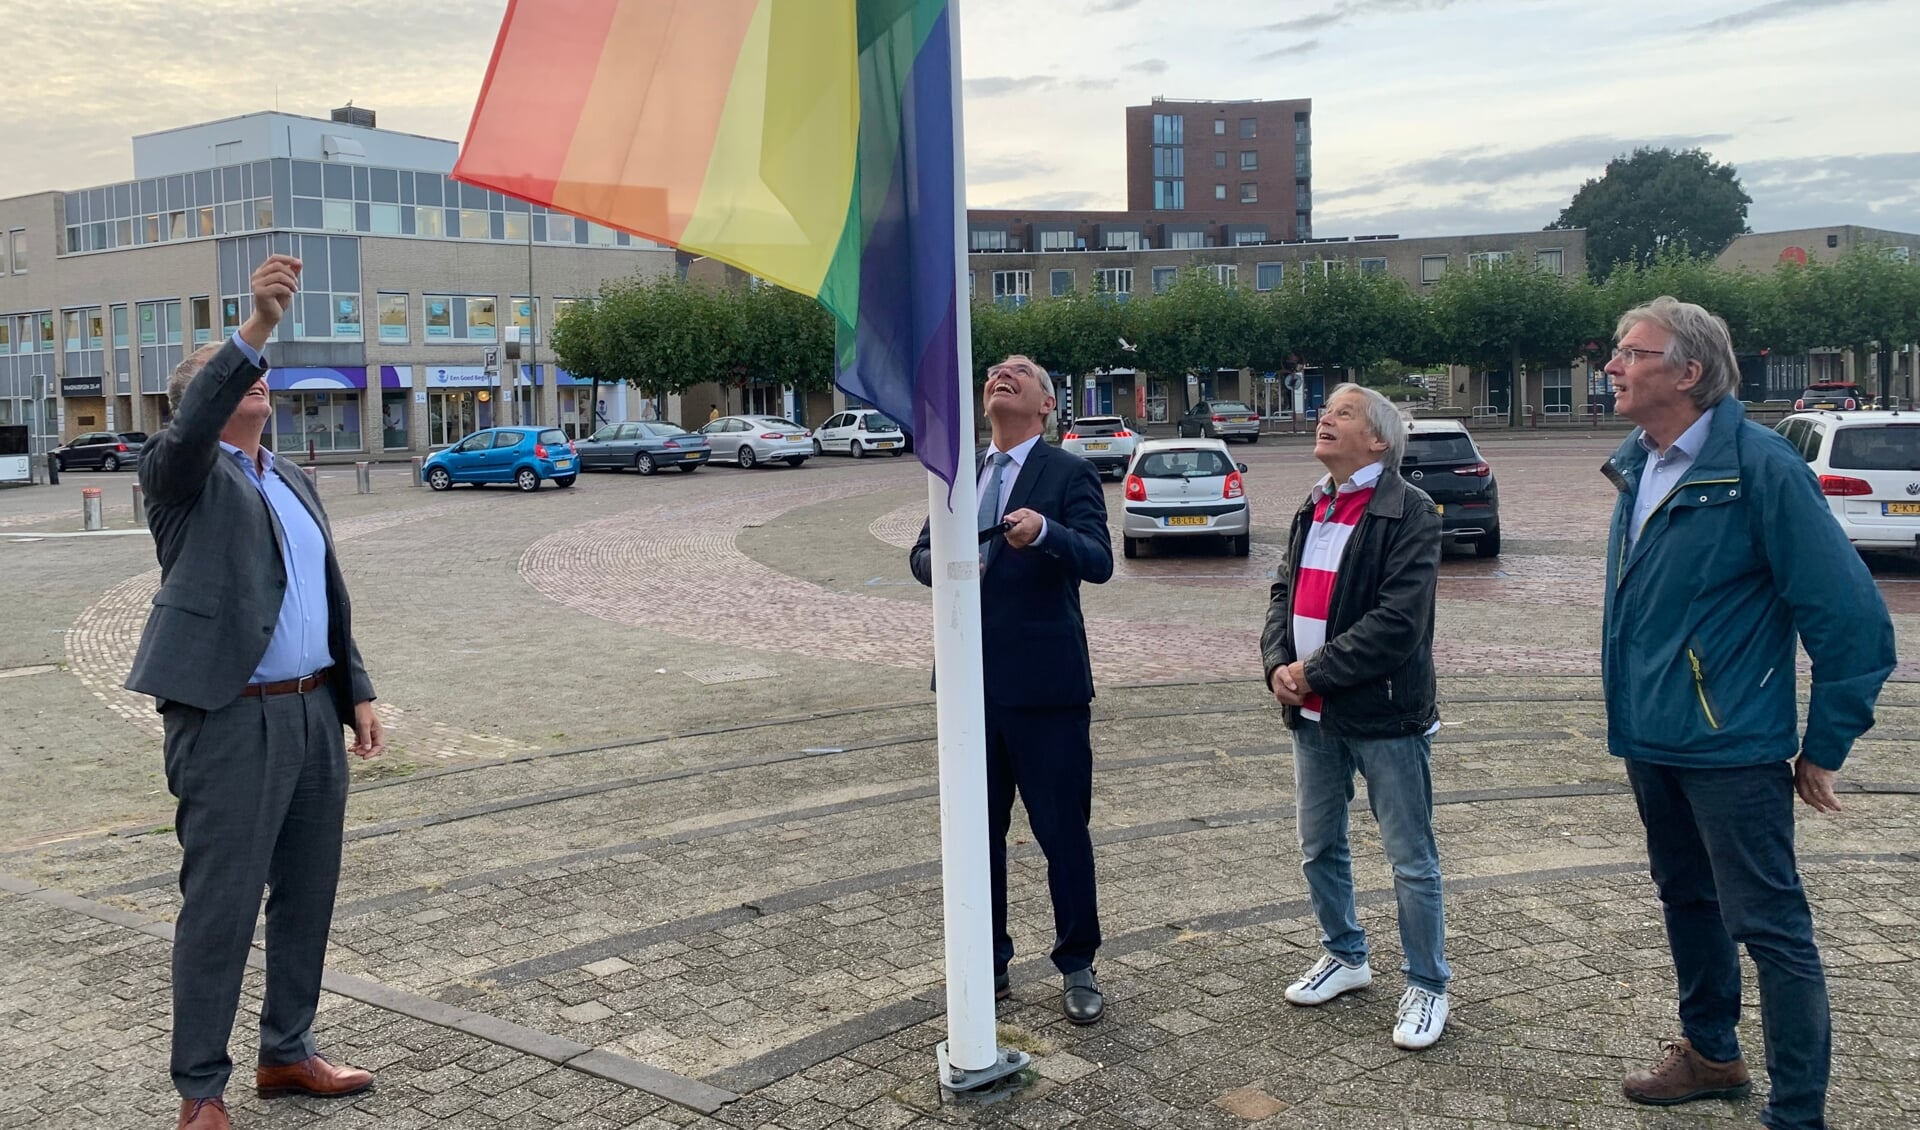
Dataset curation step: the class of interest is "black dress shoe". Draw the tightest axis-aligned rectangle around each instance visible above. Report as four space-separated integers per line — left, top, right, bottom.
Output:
994 971 1011 1001
1063 968 1104 1024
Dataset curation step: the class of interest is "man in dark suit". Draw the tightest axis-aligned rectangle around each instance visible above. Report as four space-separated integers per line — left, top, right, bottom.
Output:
128 254 383 1130
910 354 1114 1024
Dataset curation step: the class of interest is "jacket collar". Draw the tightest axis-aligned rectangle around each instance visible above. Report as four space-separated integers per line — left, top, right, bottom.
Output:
1295 462 1409 522
1605 396 1747 493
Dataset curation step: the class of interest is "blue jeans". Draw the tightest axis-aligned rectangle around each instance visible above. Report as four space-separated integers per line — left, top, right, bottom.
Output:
1626 758 1829 1130
1292 720 1450 994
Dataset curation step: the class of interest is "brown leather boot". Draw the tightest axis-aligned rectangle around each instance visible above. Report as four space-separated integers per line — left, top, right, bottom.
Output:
255 1053 374 1099
176 1097 229 1130
1623 1038 1751 1106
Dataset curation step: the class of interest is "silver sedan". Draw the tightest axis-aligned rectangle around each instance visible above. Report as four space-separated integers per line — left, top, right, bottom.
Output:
699 415 813 468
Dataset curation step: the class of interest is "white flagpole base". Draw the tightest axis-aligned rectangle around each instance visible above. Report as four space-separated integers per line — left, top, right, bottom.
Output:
936 1042 1029 1093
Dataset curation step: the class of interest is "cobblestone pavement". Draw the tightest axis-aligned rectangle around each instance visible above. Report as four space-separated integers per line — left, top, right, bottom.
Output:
2 443 1916 1129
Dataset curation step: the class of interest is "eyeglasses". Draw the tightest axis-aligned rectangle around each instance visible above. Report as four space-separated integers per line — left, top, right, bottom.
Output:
1610 346 1669 367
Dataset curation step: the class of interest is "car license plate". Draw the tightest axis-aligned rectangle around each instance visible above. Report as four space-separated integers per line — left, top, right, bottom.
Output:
1884 502 1920 516
1812 403 1836 410
1167 514 1208 527
1435 504 1445 515
685 452 704 459
554 459 573 470
1085 442 1109 451
875 441 896 448
788 434 806 442
1233 416 1251 423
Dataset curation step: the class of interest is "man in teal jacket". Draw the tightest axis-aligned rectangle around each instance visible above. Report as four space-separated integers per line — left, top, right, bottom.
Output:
1601 296 1894 1130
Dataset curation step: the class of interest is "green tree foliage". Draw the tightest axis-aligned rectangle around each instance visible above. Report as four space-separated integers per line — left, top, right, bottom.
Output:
1428 258 1602 424
1548 147 1751 281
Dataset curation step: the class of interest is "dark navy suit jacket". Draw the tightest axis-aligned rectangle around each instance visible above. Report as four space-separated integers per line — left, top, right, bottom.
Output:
910 441 1113 707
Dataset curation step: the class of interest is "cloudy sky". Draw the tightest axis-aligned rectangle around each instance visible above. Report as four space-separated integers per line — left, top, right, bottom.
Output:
9 0 1916 238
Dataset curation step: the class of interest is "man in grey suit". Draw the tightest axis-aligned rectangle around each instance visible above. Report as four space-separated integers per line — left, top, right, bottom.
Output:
128 253 383 1130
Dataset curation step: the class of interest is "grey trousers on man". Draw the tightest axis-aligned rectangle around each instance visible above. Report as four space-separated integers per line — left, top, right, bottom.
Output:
162 685 349 1098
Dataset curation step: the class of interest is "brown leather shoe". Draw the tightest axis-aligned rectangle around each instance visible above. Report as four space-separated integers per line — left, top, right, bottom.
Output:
1623 1038 1751 1106
255 1053 374 1099
177 1097 228 1130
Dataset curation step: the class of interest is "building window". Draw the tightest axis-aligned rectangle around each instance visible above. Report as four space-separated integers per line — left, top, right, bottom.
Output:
551 297 579 337
1295 151 1311 177
424 296 453 339
1038 229 1077 251
1215 184 1227 201
991 270 1031 307
1295 113 1310 146
503 213 529 242
1103 230 1144 251
510 297 538 345
1256 262 1285 291
163 301 182 345
1535 248 1564 275
1167 231 1206 249
1240 151 1258 171
1468 250 1513 269
0 320 9 353
1153 146 1184 177
1049 269 1075 297
1240 183 1258 204
1887 245 1912 263
1295 183 1311 212
112 305 128 349
1095 268 1133 299
1213 119 1226 135
1421 255 1448 283
1153 179 1185 209
1213 152 1226 169
9 230 24 273
1296 213 1312 240
1152 266 1178 294
416 207 446 237
969 228 1008 251
1359 257 1388 275
1239 118 1257 139
1211 264 1238 287
378 293 409 342
64 311 83 351
460 209 491 240
1233 229 1267 246
1152 113 1184 145
221 296 241 334
1542 367 1573 412
191 297 213 344
465 297 497 340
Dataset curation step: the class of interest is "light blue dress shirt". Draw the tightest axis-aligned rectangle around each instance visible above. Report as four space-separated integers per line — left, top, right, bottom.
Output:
977 433 1049 545
1628 410 1715 554
225 331 334 682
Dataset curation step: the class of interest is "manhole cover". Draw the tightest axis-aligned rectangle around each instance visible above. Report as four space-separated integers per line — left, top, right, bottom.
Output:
683 663 777 685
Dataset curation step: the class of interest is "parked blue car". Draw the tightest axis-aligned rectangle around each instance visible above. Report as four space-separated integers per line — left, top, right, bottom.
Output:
423 427 579 492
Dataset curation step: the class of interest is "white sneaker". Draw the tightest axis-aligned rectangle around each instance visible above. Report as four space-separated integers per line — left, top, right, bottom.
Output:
1284 954 1373 1005
1392 985 1449 1049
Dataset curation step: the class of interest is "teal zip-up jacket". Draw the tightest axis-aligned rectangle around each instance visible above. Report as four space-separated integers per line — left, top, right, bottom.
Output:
1601 396 1895 770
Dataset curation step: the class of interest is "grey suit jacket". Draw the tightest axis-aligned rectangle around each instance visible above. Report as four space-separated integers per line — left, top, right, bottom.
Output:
125 338 375 718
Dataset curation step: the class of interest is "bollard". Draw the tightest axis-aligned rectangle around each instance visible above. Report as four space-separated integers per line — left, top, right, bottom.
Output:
356 461 372 495
411 455 425 487
45 452 59 486
131 483 146 525
81 487 104 531
302 465 318 491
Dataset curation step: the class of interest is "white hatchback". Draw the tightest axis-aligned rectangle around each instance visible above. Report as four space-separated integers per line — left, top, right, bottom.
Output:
1775 410 1920 550
1060 416 1143 480
813 409 908 457
1120 437 1251 558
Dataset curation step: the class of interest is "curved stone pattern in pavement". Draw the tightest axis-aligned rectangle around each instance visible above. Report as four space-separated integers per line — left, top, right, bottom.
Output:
65 500 534 762
525 481 1264 683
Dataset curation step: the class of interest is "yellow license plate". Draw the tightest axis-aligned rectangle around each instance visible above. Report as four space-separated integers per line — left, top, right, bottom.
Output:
1435 504 1445 514
1883 502 1920 516
1167 514 1208 527
1084 442 1109 450
788 434 806 441
1233 416 1251 423
875 441 896 447
685 452 704 459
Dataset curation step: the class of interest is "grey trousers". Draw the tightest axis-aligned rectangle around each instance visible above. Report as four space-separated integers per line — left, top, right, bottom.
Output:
162 685 348 1098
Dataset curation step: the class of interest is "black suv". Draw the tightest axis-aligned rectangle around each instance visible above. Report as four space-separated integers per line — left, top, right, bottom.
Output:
51 431 147 472
1401 422 1500 556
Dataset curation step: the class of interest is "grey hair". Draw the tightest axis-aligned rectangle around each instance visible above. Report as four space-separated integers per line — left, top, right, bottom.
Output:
1615 296 1740 409
166 344 224 410
989 354 1055 404
1328 382 1407 469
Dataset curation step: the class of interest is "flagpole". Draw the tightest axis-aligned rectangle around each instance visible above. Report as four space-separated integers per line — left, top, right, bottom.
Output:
930 0 1028 1094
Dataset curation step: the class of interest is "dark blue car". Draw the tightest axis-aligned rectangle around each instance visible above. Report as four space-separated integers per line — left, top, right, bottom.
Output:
424 427 579 492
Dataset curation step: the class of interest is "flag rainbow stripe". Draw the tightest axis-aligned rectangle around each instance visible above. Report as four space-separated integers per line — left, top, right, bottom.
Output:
454 0 962 488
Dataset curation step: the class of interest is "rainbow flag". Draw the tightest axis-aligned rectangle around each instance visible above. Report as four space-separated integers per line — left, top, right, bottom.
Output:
453 0 964 489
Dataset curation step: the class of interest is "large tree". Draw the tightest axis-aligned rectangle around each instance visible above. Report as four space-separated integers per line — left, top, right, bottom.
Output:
1121 268 1255 418
1548 147 1751 281
1428 257 1602 425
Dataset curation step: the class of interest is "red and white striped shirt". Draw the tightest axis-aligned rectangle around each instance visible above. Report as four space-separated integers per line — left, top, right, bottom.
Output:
1291 462 1381 720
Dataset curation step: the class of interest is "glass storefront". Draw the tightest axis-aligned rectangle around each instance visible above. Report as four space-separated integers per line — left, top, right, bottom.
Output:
428 389 492 447
381 391 411 450
273 391 363 454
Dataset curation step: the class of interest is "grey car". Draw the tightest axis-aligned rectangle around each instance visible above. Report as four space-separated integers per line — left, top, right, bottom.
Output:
52 430 146 471
1176 399 1261 442
699 415 812 468
574 421 711 475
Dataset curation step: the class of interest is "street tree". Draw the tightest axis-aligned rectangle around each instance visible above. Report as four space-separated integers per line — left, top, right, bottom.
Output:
1548 147 1751 281
1428 257 1602 425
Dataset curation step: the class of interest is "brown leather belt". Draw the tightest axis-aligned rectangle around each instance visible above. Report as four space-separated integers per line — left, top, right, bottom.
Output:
241 666 332 697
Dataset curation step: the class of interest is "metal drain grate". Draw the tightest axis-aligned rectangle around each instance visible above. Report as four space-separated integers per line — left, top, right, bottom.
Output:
683 663 778 685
